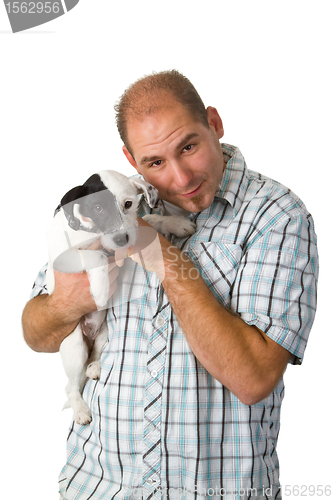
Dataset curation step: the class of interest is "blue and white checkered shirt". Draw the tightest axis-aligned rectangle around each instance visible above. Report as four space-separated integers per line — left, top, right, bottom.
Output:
31 144 318 500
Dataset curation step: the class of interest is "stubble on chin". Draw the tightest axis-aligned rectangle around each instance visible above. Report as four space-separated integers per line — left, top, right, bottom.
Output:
190 194 203 207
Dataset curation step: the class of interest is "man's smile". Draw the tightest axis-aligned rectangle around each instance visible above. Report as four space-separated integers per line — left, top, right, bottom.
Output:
181 182 203 198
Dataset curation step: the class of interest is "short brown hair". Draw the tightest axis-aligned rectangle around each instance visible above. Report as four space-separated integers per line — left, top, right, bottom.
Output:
114 70 209 154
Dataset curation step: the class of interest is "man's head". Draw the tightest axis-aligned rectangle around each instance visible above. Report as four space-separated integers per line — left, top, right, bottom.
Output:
115 70 226 213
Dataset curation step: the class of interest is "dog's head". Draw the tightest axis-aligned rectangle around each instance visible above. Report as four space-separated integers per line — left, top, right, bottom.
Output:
59 170 158 250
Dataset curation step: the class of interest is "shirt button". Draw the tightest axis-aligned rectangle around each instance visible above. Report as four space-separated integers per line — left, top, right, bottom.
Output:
156 317 164 327
151 370 158 378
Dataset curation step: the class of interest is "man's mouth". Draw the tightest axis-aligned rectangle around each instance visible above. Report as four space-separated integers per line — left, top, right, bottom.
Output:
181 183 203 198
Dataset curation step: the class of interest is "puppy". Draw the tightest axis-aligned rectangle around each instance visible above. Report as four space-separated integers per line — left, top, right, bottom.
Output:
46 170 196 425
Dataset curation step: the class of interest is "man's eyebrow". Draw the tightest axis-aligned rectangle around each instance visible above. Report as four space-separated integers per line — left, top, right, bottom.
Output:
177 133 199 151
140 155 164 166
139 133 199 166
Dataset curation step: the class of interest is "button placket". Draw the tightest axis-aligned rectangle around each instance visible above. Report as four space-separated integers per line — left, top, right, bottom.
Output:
142 315 168 499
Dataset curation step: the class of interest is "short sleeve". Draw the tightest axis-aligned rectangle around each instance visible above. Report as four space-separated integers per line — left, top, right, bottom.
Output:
30 263 49 299
232 213 318 364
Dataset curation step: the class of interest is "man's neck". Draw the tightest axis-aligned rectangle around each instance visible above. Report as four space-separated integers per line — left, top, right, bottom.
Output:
162 200 192 216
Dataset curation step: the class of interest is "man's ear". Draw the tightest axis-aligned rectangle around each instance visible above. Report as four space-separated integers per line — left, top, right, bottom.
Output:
206 106 224 140
122 146 140 173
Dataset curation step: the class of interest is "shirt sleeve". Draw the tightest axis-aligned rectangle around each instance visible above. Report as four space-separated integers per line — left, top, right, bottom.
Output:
30 264 49 299
232 212 318 364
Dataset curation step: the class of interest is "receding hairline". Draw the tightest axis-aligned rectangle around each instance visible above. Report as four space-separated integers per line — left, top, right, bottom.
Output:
114 70 210 154
122 89 208 128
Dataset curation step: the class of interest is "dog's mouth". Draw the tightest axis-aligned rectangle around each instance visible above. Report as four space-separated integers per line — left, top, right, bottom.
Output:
102 248 115 258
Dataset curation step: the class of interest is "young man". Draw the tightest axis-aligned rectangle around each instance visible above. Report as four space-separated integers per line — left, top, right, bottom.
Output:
22 70 318 499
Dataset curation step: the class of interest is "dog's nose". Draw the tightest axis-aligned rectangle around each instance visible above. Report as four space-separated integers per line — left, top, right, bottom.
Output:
113 232 129 247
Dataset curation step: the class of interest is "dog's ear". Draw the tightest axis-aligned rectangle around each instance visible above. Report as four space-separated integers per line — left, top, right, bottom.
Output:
60 185 85 231
130 177 159 208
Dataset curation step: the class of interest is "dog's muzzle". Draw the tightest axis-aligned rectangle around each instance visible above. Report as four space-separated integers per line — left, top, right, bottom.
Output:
101 227 136 251
113 232 129 247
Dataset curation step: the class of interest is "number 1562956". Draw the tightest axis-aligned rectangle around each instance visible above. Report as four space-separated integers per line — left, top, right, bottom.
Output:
5 2 61 14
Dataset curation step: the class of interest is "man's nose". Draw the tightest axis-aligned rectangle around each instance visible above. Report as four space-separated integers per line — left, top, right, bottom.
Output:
170 162 193 188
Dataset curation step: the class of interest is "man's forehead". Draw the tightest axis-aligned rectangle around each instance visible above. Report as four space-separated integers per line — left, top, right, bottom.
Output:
126 99 199 136
127 105 204 159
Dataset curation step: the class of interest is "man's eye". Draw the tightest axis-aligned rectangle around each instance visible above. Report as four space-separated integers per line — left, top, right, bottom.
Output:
151 160 162 167
183 144 193 152
94 205 103 213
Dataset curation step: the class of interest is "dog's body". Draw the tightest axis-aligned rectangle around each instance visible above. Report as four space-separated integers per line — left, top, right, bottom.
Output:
46 170 196 424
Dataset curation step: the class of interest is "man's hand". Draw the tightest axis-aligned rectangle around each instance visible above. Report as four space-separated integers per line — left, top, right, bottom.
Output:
115 217 167 280
22 252 120 353
50 255 120 322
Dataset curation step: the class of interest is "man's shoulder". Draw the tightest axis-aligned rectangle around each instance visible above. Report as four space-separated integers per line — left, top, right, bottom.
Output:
247 168 312 221
220 144 312 223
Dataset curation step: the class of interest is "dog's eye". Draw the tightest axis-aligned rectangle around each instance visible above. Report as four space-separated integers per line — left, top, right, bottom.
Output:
94 205 103 213
124 201 132 209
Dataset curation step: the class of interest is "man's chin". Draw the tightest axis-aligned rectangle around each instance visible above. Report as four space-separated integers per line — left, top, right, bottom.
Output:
178 194 211 213
162 186 213 213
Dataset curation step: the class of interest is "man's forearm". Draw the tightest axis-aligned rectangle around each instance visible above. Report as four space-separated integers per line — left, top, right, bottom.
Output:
22 269 101 353
22 294 79 353
159 238 290 405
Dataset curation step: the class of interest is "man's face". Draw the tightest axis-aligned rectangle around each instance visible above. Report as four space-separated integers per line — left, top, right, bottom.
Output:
123 102 225 213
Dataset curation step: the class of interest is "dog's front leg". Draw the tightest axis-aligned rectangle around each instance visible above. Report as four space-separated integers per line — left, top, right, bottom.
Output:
86 320 109 380
80 250 109 309
60 326 92 425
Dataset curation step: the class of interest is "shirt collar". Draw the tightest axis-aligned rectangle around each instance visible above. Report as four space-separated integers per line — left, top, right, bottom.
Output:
215 144 249 216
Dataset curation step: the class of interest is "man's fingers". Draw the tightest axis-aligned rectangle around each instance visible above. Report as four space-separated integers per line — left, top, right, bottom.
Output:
115 247 129 267
108 279 118 299
87 240 102 250
108 259 118 272
108 265 119 282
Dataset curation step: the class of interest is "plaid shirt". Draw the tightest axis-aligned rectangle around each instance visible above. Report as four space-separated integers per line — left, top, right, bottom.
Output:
31 144 318 500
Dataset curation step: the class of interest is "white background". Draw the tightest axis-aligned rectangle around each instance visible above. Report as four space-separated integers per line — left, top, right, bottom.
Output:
1 1 332 498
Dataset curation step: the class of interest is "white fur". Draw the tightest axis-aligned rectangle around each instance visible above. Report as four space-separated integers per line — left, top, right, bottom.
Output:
142 214 196 239
46 171 196 425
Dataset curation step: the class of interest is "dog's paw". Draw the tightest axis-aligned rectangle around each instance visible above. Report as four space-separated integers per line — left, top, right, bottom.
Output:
73 401 92 425
143 214 196 238
86 361 101 380
172 218 196 238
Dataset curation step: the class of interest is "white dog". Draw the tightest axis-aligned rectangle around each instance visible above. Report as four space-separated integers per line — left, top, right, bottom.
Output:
46 170 196 425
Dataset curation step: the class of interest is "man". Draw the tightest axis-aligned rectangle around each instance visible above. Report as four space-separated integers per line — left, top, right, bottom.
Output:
22 70 318 500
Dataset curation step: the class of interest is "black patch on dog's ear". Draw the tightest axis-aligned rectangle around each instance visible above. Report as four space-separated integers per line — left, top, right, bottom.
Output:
61 174 108 206
61 185 85 206
59 174 108 231
82 174 108 195
60 185 86 230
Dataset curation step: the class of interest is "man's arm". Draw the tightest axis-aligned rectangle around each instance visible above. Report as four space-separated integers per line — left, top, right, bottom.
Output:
161 251 290 405
22 270 97 353
129 219 291 406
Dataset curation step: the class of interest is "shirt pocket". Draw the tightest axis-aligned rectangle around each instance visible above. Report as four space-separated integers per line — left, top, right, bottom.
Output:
188 242 243 308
